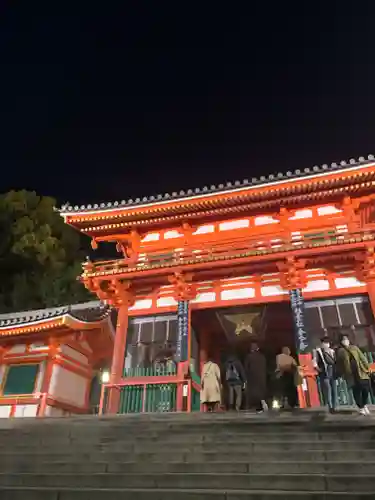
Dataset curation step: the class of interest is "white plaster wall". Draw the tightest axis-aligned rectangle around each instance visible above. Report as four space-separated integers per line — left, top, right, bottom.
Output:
254 215 278 226
60 345 88 365
142 232 160 242
14 404 38 418
7 345 26 354
29 344 49 352
193 224 214 235
156 297 178 307
261 285 288 296
219 219 249 231
303 280 330 292
48 365 87 408
335 277 365 289
35 361 46 393
129 299 153 311
164 230 183 239
221 288 255 300
0 365 6 387
0 406 11 418
81 341 93 353
44 405 64 417
192 292 216 303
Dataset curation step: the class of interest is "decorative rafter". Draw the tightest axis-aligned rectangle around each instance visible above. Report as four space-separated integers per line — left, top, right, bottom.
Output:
355 246 375 282
277 257 307 290
168 272 197 301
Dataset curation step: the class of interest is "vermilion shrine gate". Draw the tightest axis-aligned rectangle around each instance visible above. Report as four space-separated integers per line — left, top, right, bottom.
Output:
59 155 375 414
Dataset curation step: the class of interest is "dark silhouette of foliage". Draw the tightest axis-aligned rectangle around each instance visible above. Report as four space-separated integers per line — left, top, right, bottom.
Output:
0 190 91 312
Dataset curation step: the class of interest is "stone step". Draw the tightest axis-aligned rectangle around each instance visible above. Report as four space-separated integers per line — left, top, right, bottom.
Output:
1 415 372 428
1 460 375 475
0 413 372 432
1 431 373 446
2 440 374 454
0 487 374 500
0 473 373 492
1 449 374 463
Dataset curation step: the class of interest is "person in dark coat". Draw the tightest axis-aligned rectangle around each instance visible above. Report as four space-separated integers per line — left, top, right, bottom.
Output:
313 336 337 413
224 354 246 411
244 342 268 413
336 334 371 415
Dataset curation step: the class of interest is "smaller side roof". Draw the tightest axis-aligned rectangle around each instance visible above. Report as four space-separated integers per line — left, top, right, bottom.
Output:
0 301 113 337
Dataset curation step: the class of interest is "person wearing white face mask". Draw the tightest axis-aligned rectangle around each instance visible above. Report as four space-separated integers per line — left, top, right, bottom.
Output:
336 334 371 415
313 336 337 413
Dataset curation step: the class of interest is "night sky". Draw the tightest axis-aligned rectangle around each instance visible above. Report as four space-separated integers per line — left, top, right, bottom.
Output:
0 4 374 206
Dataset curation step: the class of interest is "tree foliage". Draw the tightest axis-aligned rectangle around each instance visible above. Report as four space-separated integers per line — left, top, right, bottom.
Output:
0 190 91 313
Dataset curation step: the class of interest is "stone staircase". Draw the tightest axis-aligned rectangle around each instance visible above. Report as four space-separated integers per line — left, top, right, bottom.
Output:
0 411 374 499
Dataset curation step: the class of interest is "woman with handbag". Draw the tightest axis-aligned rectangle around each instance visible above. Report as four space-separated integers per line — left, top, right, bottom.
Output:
200 358 222 412
336 334 371 415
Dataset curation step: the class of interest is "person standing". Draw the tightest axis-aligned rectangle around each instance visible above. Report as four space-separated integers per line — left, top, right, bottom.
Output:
200 358 222 412
225 354 246 411
276 346 298 409
336 334 371 415
313 336 337 413
244 342 268 413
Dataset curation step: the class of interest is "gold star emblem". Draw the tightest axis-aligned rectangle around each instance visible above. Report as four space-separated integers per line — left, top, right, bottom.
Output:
224 313 260 336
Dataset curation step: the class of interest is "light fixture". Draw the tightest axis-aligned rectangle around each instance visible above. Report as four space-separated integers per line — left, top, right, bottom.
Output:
101 370 110 384
272 399 280 410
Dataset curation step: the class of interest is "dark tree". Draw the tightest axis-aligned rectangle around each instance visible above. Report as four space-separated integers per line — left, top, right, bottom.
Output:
0 190 92 312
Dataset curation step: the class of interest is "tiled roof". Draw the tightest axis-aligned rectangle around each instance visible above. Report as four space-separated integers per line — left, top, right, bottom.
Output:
60 155 374 213
0 301 109 328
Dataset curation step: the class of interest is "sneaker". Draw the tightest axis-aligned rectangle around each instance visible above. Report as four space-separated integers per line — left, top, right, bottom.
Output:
364 406 371 415
359 408 366 416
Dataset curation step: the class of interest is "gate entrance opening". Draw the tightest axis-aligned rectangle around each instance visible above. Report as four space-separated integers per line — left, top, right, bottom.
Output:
192 302 297 408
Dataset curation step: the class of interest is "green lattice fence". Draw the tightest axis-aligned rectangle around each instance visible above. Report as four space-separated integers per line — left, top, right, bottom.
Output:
118 384 178 414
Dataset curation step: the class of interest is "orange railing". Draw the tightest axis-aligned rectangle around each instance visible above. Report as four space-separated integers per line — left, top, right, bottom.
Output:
99 378 197 415
84 226 375 275
99 363 201 415
0 392 89 417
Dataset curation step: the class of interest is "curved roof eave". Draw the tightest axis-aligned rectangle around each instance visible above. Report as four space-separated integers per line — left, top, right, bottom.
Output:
59 156 375 217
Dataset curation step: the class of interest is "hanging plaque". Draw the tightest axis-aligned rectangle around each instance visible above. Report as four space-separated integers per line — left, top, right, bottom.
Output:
289 288 310 354
176 300 189 362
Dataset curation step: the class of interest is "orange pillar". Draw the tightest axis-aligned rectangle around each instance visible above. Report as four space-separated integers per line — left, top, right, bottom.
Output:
107 305 129 414
366 280 375 318
37 340 58 417
298 353 320 408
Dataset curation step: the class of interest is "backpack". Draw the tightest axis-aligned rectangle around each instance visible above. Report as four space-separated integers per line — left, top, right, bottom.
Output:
226 362 240 382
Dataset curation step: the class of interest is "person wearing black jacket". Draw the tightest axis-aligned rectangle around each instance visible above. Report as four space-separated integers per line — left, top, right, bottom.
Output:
313 336 337 413
225 354 246 411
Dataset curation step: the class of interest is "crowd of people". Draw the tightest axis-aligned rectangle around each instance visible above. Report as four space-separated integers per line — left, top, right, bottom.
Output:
200 336 374 415
200 342 301 413
315 334 372 415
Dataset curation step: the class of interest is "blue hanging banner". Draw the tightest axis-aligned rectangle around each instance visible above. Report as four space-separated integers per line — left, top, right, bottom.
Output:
289 288 310 354
176 300 189 362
